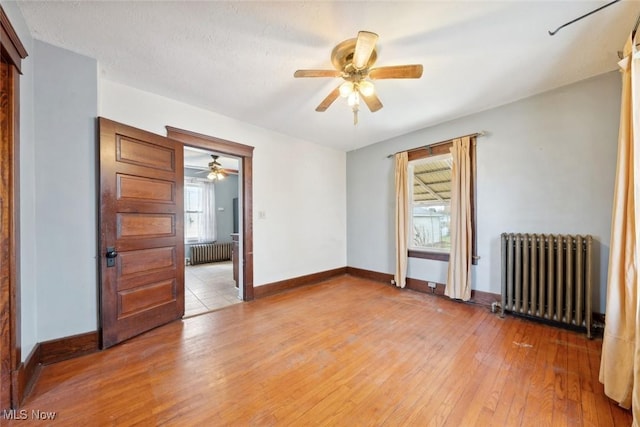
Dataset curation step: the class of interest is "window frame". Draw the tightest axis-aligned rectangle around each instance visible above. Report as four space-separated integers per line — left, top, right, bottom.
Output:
184 181 205 244
408 153 452 255
407 139 477 265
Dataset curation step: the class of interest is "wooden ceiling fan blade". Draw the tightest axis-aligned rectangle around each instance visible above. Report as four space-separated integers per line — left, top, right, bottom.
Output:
294 69 342 78
362 92 383 112
315 86 341 112
353 31 378 70
369 64 423 79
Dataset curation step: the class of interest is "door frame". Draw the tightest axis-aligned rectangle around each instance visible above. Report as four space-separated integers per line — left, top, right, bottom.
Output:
166 127 254 300
0 4 28 411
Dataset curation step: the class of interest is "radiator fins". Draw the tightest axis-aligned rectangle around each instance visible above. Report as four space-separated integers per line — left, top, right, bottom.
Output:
190 242 233 265
500 233 593 338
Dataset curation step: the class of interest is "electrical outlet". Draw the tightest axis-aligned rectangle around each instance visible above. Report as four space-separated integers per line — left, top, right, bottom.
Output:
427 281 437 289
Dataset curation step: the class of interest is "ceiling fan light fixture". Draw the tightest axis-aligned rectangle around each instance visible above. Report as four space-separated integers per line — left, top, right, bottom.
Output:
358 80 375 97
206 154 226 181
339 81 354 97
207 169 226 181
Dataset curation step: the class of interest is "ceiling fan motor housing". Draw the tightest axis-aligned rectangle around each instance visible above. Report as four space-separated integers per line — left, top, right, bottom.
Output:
331 38 378 73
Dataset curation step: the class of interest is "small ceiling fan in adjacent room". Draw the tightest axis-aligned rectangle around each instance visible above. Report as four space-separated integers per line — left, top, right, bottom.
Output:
294 31 423 125
199 155 227 181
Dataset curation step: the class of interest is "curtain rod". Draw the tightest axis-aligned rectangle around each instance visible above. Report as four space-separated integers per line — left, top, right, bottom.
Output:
386 131 486 159
548 0 621 36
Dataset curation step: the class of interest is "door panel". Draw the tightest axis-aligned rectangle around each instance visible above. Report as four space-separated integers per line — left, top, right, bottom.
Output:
119 279 177 317
117 136 176 170
117 175 175 203
117 213 175 238
99 117 184 349
119 247 176 276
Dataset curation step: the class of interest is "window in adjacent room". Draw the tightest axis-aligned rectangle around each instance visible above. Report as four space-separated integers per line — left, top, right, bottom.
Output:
185 183 203 242
184 180 216 243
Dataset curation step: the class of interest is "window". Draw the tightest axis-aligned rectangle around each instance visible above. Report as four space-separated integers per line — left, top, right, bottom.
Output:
409 154 452 254
407 140 477 263
185 183 204 242
184 180 216 243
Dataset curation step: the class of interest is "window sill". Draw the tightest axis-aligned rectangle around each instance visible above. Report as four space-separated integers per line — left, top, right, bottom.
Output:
408 249 449 262
408 250 479 265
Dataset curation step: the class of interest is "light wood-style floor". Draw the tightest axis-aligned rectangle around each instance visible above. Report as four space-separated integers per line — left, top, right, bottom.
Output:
184 261 240 317
9 275 632 426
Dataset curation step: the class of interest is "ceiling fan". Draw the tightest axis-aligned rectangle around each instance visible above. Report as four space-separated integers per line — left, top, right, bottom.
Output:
196 155 227 181
294 31 423 125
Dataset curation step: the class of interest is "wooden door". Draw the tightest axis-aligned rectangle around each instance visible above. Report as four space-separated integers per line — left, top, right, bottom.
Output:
99 118 184 349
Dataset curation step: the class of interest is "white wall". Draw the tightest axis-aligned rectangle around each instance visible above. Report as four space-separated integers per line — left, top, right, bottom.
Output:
99 79 347 286
33 41 98 341
347 71 621 313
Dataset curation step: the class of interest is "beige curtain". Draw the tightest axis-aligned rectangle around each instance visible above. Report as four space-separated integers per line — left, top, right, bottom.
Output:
445 137 472 301
394 152 409 288
600 33 640 422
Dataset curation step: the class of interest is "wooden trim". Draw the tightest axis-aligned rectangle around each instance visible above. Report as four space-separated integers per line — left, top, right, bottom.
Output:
0 58 20 412
242 156 254 300
406 278 499 308
408 249 449 262
39 331 99 366
0 8 26 411
0 5 28 73
347 266 499 308
346 266 393 284
9 64 21 406
406 277 444 295
407 142 452 162
397 132 482 161
0 59 11 413
166 126 254 301
165 126 254 158
470 289 500 307
11 331 99 407
11 343 41 407
254 267 347 298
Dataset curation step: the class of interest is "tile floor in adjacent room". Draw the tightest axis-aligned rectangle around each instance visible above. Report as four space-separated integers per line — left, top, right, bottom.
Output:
184 261 241 317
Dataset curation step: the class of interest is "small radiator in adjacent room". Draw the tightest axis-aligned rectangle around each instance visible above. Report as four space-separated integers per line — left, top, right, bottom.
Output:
500 233 593 338
190 242 233 265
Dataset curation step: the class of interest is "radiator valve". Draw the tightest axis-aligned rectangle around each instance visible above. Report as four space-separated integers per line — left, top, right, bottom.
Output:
491 301 501 314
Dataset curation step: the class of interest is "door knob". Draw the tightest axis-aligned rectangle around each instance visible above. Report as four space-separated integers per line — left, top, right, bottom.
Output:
106 247 118 267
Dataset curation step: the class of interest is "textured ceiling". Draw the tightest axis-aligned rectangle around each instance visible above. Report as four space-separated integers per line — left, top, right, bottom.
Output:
15 1 640 151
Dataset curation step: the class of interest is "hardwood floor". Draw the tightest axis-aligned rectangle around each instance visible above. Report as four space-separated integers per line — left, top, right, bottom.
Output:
6 275 632 426
184 261 240 317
